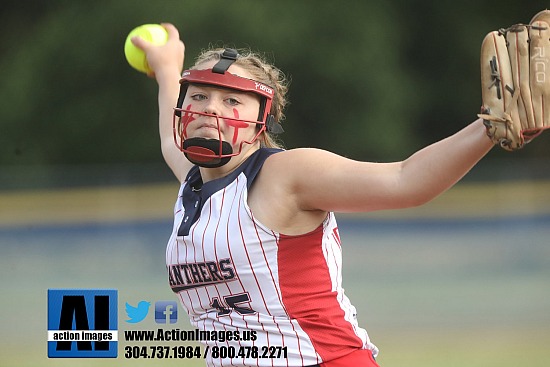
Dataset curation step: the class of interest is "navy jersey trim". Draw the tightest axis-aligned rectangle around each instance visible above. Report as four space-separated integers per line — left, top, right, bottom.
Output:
177 148 282 237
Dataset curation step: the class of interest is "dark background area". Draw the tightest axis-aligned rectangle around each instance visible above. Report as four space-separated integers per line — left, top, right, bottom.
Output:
1 0 548 181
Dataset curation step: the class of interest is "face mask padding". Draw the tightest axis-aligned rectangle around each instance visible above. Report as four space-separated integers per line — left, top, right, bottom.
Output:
182 138 233 168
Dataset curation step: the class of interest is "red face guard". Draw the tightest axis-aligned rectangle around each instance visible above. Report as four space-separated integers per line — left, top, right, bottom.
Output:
173 68 275 168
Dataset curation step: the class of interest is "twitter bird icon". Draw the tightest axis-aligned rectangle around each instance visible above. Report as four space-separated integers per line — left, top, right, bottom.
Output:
125 301 151 323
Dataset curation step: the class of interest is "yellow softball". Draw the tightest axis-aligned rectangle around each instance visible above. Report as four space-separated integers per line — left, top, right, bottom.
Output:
124 24 168 74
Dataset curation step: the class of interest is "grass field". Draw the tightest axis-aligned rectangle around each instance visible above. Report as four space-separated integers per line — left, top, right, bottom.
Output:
1 181 549 366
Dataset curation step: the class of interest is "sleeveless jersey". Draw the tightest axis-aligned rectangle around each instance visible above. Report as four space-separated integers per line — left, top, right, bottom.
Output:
165 148 378 366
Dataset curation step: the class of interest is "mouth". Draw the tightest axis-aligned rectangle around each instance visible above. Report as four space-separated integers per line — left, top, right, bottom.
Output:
197 123 219 130
190 123 223 140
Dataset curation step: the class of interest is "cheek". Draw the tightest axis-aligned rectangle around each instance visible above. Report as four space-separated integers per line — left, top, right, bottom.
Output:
181 104 196 136
224 109 249 128
224 108 251 144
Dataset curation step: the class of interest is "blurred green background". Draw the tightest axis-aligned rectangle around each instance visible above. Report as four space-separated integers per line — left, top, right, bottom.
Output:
1 0 550 169
1 1 549 366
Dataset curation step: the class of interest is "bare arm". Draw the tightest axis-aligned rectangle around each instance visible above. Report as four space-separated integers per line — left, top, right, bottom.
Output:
131 23 192 182
267 118 494 214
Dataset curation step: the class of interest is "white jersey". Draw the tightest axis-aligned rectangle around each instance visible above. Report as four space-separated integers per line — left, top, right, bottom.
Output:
166 148 378 367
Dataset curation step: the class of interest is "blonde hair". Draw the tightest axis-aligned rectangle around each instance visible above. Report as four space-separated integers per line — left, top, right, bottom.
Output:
191 48 288 149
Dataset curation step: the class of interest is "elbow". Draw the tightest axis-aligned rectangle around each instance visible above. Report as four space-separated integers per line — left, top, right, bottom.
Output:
160 141 186 182
161 140 173 160
161 140 181 164
400 189 444 209
389 182 440 209
404 195 433 209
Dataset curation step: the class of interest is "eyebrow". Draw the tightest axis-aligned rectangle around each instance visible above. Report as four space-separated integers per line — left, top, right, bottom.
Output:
188 83 259 98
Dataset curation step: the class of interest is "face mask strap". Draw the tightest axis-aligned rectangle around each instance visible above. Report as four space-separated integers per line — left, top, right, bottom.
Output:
212 48 239 74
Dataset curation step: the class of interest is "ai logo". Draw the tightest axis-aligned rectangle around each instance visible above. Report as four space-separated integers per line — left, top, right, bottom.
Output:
47 289 118 358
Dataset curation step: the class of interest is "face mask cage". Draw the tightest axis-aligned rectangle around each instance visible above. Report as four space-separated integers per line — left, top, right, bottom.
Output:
172 66 276 168
172 108 268 167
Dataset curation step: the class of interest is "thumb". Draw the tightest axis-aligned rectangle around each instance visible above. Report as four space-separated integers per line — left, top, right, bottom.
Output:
130 35 150 51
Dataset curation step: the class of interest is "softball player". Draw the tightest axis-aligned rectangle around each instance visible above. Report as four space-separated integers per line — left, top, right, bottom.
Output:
132 23 494 367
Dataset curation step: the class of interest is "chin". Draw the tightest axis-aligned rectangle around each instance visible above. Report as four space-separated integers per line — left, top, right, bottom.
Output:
190 130 223 140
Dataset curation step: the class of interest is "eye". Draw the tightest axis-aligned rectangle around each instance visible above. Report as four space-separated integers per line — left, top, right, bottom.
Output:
225 97 241 106
190 93 207 101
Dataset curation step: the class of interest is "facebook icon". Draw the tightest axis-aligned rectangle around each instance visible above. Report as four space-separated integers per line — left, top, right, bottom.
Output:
154 301 178 324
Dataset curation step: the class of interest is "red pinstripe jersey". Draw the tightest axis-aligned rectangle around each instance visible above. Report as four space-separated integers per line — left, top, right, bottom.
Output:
165 148 378 366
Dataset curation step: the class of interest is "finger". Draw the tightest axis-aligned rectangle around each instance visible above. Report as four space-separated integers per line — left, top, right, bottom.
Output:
160 23 180 41
130 23 173 51
130 34 149 50
131 23 181 52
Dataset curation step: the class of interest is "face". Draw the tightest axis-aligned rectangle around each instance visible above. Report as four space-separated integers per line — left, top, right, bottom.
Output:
180 62 262 149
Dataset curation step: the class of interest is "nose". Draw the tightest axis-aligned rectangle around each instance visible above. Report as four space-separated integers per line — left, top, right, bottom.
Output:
202 96 221 116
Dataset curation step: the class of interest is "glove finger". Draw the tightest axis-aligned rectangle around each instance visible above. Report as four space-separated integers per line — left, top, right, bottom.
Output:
530 9 550 24
506 25 535 130
480 31 522 147
480 31 511 114
529 20 550 130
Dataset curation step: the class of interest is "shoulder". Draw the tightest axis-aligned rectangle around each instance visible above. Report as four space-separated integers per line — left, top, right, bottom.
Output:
248 148 331 234
263 147 335 169
261 147 349 187
254 147 339 210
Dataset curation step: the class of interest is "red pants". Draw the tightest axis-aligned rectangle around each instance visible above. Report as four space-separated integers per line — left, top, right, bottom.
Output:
320 349 380 367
